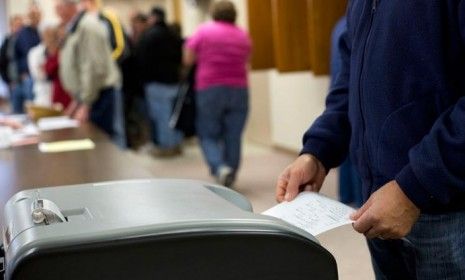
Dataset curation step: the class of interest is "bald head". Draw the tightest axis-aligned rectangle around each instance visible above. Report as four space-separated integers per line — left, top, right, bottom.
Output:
80 0 101 12
55 0 78 24
28 5 42 28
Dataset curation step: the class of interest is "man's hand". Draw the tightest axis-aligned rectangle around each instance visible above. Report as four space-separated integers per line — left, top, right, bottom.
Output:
64 101 78 117
276 154 326 202
351 181 420 239
73 104 90 123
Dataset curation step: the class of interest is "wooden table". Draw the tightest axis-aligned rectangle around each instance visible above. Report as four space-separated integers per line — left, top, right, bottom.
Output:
0 123 152 226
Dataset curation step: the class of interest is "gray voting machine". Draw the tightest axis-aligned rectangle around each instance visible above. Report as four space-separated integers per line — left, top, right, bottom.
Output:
1 179 338 280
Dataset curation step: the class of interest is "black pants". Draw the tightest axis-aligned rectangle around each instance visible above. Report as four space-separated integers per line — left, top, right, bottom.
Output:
90 88 115 138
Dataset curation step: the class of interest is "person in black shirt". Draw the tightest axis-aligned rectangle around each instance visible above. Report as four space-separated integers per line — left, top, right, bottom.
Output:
136 7 183 156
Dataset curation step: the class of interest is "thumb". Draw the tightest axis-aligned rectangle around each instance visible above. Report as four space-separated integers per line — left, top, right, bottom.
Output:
350 198 372 221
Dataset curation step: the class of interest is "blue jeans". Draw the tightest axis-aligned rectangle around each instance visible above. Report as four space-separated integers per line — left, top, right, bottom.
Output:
196 86 248 176
11 76 33 114
368 211 465 279
145 82 183 149
90 87 126 149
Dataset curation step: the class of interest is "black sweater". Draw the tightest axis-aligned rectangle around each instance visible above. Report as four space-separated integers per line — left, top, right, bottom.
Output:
136 22 182 85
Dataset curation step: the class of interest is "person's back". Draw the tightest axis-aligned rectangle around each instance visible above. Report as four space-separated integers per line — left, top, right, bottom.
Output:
15 26 40 77
137 22 182 85
189 21 250 91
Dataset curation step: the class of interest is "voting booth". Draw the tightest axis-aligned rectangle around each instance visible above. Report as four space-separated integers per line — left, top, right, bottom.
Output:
1 179 338 280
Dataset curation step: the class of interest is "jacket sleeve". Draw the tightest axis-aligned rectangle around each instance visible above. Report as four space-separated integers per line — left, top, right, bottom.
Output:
101 10 126 61
78 21 109 105
395 2 465 210
300 20 351 172
0 38 10 83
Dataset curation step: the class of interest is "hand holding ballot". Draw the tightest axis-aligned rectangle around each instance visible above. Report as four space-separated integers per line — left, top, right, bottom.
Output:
276 154 326 203
351 181 420 240
276 154 421 240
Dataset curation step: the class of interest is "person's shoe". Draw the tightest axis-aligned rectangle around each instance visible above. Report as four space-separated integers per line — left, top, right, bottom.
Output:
216 166 235 187
152 146 182 158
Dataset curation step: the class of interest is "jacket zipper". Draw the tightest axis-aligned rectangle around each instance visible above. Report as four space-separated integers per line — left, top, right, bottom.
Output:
358 0 378 193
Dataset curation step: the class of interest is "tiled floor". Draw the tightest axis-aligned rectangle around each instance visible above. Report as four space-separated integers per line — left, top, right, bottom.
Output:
131 140 375 280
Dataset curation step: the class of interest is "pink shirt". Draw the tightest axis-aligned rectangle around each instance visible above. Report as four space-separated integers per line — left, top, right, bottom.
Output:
186 21 252 91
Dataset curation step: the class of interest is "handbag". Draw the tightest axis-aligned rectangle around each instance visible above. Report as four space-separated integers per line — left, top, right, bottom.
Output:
170 66 196 137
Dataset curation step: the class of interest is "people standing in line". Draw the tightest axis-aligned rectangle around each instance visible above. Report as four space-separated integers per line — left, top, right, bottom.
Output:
0 15 23 98
137 7 183 156
183 1 252 187
276 1 465 279
13 6 41 113
57 0 123 147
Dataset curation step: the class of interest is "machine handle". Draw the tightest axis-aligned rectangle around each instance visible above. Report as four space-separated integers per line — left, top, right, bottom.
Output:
31 195 67 225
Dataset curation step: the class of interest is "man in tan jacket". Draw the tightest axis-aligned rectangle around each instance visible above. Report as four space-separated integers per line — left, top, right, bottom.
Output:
57 0 124 147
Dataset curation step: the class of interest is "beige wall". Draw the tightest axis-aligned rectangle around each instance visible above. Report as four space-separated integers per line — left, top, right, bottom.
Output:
180 0 247 37
103 0 173 30
7 0 58 23
1 0 7 39
269 71 329 150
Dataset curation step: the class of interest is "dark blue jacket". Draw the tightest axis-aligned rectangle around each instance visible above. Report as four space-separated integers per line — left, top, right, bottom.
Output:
14 26 40 75
302 0 465 213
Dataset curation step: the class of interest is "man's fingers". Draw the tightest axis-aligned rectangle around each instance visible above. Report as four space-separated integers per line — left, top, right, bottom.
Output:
276 174 288 202
350 199 372 220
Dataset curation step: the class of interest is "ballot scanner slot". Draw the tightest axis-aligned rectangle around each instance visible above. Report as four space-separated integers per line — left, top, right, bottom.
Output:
61 208 92 222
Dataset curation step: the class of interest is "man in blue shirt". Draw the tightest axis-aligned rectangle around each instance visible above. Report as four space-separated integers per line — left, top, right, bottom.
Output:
13 6 41 113
276 1 465 278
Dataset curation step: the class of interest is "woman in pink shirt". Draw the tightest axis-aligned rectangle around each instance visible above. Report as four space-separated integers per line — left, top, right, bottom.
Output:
184 0 252 187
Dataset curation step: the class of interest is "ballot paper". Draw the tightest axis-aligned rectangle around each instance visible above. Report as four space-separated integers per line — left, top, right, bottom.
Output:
38 139 95 153
37 116 79 131
10 123 40 146
262 192 356 236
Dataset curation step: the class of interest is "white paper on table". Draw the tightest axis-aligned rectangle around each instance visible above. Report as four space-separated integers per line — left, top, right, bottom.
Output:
0 114 28 123
38 139 95 153
37 116 79 131
10 123 40 145
262 192 356 236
